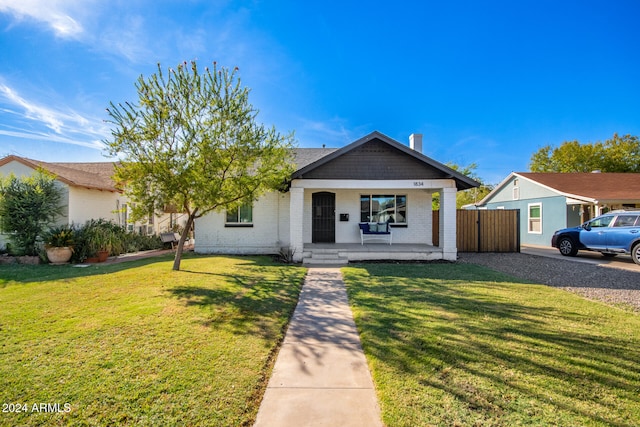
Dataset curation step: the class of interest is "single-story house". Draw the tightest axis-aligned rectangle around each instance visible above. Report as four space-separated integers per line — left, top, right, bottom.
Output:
194 131 480 263
471 172 640 246
0 155 185 248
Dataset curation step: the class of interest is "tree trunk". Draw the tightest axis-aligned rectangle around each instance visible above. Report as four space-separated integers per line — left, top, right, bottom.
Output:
172 214 195 271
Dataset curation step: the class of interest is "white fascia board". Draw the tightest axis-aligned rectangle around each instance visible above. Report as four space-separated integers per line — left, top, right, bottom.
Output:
566 196 596 204
290 179 457 190
566 198 586 205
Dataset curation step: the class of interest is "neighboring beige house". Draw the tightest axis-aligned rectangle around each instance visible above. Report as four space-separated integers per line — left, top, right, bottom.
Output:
195 131 480 263
0 155 186 248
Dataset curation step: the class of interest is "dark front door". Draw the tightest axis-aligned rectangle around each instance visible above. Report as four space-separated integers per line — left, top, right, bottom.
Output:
312 192 335 243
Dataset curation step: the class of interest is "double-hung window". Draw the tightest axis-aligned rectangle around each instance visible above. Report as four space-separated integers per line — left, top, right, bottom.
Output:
528 203 542 233
360 195 407 224
226 203 253 227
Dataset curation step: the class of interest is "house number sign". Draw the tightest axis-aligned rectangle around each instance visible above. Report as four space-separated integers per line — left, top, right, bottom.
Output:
413 181 424 187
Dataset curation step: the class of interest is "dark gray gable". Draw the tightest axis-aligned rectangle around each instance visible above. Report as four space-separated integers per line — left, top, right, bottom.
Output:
291 131 479 190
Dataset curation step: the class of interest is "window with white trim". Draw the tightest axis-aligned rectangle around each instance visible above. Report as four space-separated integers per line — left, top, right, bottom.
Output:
225 203 253 227
360 195 407 224
528 203 542 234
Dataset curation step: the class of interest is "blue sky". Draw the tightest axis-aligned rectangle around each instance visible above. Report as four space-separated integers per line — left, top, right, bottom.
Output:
1 0 638 184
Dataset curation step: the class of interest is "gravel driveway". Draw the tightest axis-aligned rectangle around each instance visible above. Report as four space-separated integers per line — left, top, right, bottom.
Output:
458 252 640 312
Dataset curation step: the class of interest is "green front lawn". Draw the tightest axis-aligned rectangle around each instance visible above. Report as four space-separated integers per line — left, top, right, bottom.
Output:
343 263 640 427
0 255 305 426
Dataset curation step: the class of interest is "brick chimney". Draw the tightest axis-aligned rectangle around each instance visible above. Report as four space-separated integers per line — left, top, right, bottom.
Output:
409 133 423 153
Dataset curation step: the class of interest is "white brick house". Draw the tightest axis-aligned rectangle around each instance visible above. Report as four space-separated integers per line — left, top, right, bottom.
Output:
195 131 479 262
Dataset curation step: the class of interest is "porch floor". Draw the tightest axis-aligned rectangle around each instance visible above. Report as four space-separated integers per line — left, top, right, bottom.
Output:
302 243 443 264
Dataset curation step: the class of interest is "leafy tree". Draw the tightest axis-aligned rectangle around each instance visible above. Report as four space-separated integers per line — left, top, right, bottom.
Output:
600 134 640 172
105 61 295 270
432 162 493 210
529 133 640 172
0 170 64 255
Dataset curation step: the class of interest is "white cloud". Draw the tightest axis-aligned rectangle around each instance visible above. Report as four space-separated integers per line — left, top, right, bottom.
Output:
0 84 66 133
0 83 108 151
0 0 155 62
97 14 155 63
0 128 104 150
0 0 87 38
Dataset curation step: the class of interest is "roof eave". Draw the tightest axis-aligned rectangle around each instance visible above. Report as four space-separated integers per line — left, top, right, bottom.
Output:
0 155 119 192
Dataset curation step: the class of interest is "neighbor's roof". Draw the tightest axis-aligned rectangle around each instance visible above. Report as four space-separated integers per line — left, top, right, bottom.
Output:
479 172 640 204
0 155 119 192
517 172 640 202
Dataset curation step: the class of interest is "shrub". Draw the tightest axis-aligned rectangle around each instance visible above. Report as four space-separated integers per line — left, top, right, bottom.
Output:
70 219 163 262
0 171 64 256
276 246 296 264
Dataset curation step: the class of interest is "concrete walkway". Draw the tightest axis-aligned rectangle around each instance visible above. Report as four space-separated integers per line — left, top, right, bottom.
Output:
254 268 383 427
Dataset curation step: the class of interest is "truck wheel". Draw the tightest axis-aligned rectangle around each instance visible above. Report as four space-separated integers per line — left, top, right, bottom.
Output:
558 237 578 256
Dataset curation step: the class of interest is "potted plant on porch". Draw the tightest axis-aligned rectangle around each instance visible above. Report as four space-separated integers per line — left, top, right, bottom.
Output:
42 225 75 264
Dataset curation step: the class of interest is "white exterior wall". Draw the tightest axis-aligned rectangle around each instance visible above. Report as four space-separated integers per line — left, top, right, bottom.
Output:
194 192 290 254
194 178 457 259
68 186 122 225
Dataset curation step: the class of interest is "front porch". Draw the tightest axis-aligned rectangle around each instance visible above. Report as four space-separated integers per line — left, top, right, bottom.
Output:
289 182 458 263
302 242 442 265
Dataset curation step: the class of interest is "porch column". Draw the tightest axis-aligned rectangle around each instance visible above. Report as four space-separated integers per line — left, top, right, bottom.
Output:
439 186 457 261
289 187 304 262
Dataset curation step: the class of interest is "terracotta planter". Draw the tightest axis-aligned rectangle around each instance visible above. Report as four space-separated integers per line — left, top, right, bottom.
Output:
85 250 109 263
46 246 73 264
97 250 109 262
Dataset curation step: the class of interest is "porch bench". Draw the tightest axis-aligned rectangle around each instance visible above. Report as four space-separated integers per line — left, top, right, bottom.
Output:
358 222 392 245
161 232 181 249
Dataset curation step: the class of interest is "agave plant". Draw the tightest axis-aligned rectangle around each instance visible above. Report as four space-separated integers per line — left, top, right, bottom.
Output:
42 224 75 248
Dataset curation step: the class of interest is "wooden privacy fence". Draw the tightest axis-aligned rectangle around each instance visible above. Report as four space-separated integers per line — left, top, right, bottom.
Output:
433 209 520 252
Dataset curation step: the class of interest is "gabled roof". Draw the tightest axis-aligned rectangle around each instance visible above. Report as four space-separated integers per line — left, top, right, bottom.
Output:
291 131 480 190
479 172 640 204
0 155 119 192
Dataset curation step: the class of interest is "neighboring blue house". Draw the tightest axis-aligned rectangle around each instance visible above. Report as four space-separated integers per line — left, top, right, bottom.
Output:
471 172 640 246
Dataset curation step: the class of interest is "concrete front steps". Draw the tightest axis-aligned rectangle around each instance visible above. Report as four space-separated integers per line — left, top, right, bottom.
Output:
302 243 444 264
302 248 349 265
